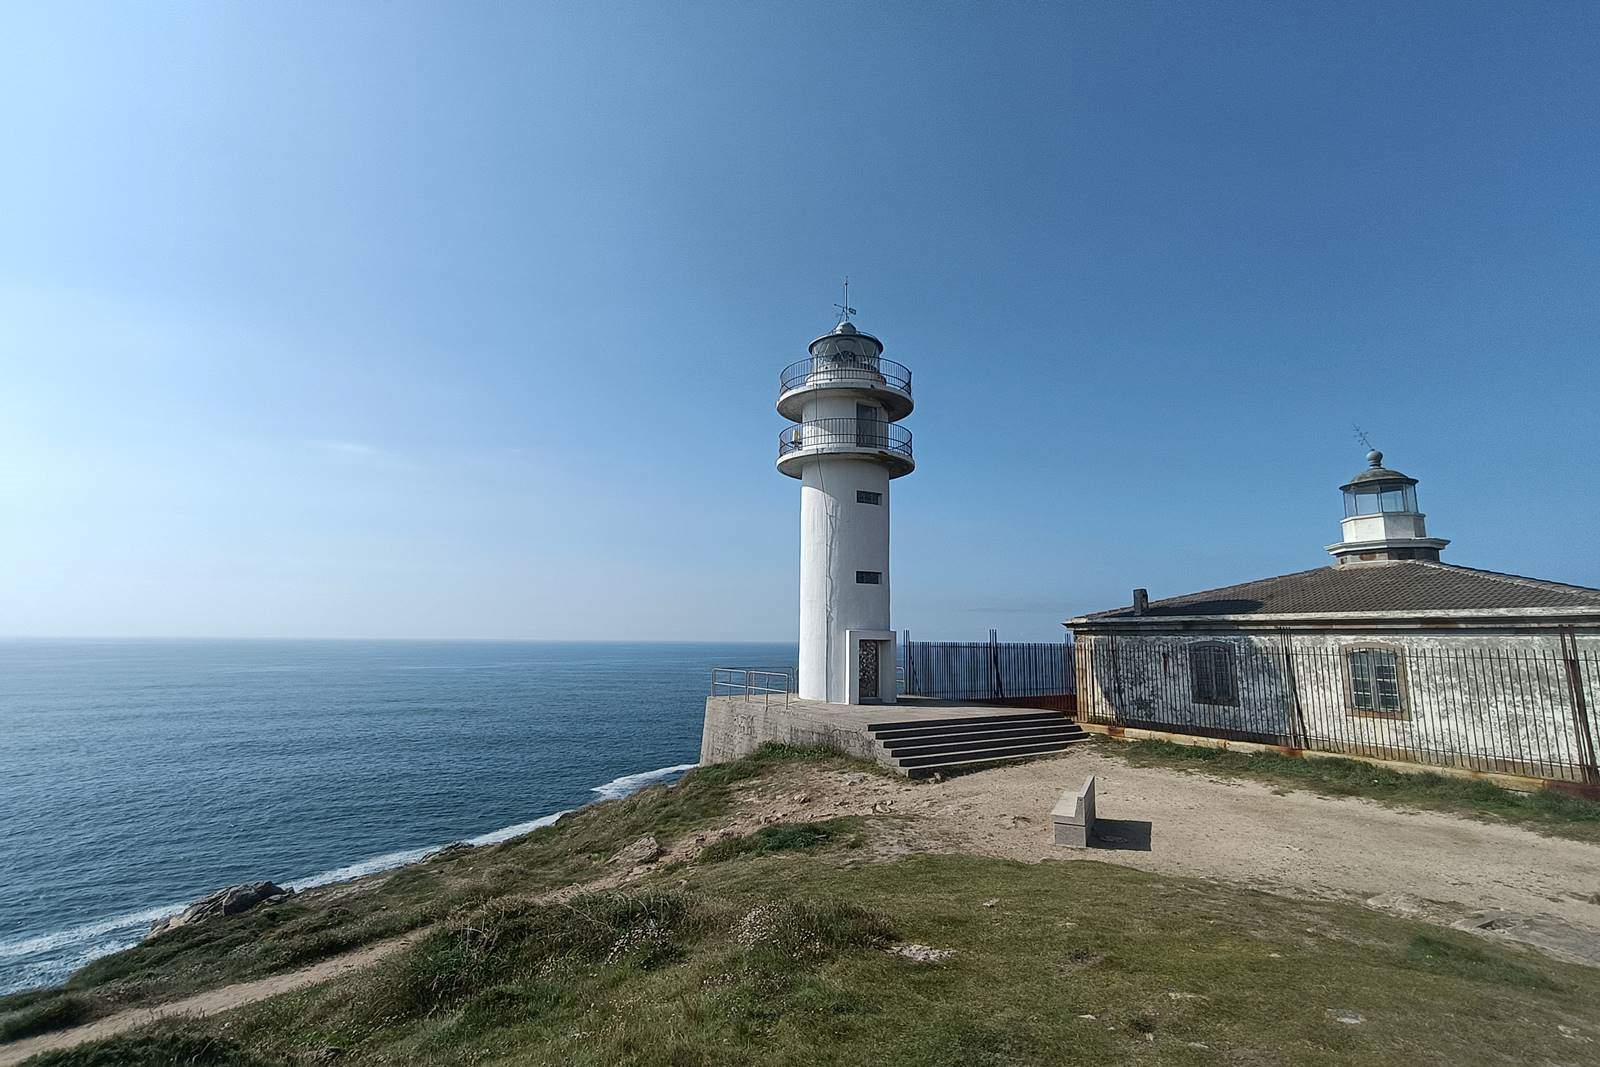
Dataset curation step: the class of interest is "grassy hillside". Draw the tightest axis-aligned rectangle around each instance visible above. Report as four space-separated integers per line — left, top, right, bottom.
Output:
0 746 856 1044
8 747 1600 1065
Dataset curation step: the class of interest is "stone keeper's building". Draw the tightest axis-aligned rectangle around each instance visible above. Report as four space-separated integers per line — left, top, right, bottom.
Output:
1067 452 1600 784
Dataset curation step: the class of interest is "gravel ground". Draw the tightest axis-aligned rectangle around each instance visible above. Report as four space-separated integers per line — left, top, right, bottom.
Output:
769 746 1600 965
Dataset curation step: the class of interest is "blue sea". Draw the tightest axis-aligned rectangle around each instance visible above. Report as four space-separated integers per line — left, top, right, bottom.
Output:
0 639 795 995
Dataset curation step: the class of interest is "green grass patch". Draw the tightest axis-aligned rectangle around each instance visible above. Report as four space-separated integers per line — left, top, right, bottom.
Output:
26 1033 275 1066
1402 933 1561 990
0 993 91 1042
699 817 866 863
1100 738 1600 843
383 888 709 1018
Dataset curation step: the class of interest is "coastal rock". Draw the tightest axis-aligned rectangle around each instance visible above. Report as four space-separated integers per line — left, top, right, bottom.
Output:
148 881 290 939
430 842 475 861
609 835 662 867
889 943 956 964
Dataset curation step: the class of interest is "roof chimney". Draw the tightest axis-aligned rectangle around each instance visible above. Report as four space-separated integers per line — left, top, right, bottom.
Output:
1132 588 1149 615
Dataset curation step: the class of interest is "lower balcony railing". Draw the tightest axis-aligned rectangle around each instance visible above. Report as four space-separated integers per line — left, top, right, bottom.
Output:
777 418 914 462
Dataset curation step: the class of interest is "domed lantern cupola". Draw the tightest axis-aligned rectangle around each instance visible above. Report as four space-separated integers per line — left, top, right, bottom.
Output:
1327 450 1449 565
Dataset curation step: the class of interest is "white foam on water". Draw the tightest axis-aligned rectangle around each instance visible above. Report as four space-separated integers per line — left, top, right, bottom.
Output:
0 902 185 961
285 844 440 891
465 810 567 847
590 762 698 801
3 758 696 991
288 808 573 889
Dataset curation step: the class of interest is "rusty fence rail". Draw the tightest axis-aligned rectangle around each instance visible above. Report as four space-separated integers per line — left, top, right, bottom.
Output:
901 635 1076 709
1074 638 1600 784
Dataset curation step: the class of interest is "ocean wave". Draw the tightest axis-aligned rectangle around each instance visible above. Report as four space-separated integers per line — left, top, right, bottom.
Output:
465 810 567 847
285 844 441 891
1 758 697 990
0 901 185 961
1 940 143 997
589 762 698 801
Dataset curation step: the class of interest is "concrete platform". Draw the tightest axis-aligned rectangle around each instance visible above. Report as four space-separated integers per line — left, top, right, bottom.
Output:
701 694 1088 775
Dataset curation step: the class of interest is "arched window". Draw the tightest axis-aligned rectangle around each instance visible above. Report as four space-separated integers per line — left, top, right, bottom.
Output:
1345 646 1408 717
1190 643 1238 706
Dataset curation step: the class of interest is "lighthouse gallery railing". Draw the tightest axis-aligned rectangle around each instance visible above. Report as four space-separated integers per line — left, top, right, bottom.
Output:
778 418 913 461
779 355 913 396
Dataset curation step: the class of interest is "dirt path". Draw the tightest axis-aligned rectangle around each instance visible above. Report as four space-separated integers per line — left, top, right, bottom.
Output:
0 933 420 1067
949 750 1600 921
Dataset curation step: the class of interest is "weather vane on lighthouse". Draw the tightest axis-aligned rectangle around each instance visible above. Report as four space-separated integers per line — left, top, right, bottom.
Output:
834 277 856 325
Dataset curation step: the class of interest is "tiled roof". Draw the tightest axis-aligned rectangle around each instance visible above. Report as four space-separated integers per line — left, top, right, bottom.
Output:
1078 561 1600 620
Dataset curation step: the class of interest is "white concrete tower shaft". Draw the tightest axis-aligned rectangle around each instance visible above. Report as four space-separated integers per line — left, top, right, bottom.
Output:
777 320 914 704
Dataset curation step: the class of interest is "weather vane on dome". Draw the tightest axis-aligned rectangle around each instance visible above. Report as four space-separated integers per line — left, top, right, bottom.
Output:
834 277 856 324
1353 424 1383 466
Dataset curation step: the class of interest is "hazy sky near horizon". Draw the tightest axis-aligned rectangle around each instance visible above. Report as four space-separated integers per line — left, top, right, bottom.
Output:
2 2 1597 641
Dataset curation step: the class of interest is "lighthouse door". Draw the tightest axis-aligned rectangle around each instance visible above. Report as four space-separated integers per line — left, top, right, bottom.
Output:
858 641 880 702
856 403 884 448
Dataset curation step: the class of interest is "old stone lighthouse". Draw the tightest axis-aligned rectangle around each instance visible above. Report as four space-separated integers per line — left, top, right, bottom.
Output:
776 313 914 704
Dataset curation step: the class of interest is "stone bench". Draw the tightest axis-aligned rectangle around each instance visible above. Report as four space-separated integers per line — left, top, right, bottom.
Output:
1052 774 1096 847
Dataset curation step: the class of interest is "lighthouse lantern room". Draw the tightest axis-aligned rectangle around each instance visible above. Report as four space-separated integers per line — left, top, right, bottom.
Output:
776 307 914 704
1327 450 1450 564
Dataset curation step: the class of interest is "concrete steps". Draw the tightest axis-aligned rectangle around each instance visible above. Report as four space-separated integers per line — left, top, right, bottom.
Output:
875 714 1080 736
867 711 1089 778
881 725 1086 758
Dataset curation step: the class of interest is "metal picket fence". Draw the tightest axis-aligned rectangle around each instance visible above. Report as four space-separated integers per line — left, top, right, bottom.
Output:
1074 635 1600 784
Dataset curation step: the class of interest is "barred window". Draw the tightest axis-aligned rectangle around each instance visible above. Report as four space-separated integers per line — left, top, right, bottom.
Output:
857 490 882 505
1190 643 1237 706
855 571 881 585
1348 648 1405 715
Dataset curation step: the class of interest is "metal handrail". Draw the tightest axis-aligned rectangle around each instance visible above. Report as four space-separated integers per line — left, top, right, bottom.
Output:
710 667 793 706
779 355 912 396
777 418 913 461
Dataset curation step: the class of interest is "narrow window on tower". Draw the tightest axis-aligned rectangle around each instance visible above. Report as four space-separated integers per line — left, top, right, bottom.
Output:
857 490 882 505
855 571 882 585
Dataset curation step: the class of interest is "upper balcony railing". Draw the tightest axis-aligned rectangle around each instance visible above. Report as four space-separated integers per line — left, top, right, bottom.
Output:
778 355 913 397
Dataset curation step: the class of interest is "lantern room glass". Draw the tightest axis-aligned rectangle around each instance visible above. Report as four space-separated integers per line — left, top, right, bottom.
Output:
814 335 875 363
1344 482 1417 517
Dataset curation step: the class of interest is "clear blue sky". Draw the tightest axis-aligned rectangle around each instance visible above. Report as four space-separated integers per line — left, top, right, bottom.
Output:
2 2 1596 641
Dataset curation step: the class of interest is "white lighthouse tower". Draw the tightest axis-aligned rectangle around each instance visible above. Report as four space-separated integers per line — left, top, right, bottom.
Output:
777 303 914 704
